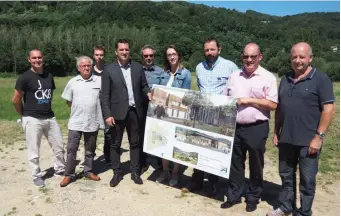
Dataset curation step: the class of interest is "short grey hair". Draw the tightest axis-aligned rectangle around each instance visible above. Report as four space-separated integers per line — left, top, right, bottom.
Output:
141 44 156 56
75 56 93 67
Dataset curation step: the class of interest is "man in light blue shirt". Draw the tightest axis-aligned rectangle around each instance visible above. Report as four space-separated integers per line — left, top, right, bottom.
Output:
196 37 239 95
141 45 163 90
183 37 238 196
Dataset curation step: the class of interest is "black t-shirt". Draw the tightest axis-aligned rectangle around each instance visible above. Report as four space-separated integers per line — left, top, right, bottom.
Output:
91 63 104 76
15 70 56 119
91 68 103 76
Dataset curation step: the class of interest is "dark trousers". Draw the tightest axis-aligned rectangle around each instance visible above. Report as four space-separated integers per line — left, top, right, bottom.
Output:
65 130 98 176
278 143 319 216
227 121 269 202
139 114 148 167
103 123 112 161
110 108 140 174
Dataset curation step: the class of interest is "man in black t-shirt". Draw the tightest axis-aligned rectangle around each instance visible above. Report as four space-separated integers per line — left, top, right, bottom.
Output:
91 45 105 76
90 45 112 166
12 49 66 188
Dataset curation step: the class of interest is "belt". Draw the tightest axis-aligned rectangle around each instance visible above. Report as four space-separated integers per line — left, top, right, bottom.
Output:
236 120 268 127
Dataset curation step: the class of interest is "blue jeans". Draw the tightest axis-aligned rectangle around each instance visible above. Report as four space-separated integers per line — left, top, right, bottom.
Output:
278 143 320 216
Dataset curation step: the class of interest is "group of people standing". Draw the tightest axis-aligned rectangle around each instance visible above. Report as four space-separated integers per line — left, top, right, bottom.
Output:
12 37 334 216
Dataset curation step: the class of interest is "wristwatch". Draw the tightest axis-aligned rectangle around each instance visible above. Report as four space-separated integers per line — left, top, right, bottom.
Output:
315 131 325 140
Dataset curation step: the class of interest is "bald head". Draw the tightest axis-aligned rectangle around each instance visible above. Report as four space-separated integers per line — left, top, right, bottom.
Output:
242 43 262 74
243 43 261 54
291 42 313 56
290 42 313 75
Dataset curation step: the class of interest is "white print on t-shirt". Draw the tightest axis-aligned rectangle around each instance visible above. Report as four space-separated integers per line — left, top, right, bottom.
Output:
35 80 52 104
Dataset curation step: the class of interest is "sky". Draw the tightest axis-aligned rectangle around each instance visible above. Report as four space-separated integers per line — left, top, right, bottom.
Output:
189 1 340 16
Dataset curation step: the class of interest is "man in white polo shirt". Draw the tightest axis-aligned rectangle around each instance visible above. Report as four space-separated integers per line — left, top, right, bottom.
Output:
60 56 103 187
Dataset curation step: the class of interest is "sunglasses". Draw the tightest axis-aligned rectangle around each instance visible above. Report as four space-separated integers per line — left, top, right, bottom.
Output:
143 54 154 58
242 55 258 60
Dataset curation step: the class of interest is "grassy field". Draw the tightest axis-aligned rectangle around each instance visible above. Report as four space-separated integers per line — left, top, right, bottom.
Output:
0 74 339 174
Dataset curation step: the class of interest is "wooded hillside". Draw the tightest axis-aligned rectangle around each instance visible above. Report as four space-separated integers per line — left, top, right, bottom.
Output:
0 1 339 80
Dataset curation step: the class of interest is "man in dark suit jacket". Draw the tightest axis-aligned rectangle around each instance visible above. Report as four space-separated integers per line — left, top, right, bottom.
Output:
101 39 151 187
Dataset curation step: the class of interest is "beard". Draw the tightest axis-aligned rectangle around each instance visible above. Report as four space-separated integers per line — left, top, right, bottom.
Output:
206 55 218 64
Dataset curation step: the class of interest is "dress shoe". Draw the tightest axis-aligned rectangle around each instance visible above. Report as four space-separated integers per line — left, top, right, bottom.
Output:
85 173 101 181
246 201 259 212
110 173 123 187
131 172 143 185
181 181 203 193
220 199 242 209
60 176 73 187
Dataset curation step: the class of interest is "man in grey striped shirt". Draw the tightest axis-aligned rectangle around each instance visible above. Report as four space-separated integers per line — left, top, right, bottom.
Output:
182 37 238 196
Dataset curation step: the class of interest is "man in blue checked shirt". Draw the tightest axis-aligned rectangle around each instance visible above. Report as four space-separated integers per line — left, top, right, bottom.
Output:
196 37 239 94
182 37 238 196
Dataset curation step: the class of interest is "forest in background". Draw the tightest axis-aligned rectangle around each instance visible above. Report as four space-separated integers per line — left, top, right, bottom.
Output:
0 1 339 80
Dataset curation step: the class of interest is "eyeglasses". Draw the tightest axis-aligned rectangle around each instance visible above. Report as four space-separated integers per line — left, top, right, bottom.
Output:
143 54 154 58
167 53 178 58
242 55 258 60
79 65 91 68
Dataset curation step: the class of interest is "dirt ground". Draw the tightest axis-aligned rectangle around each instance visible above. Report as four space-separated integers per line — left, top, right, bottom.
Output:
0 133 339 216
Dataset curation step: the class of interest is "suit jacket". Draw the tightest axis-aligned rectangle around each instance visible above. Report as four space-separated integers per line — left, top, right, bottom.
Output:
101 61 150 121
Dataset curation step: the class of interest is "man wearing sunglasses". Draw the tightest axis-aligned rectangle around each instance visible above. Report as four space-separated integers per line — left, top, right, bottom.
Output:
182 37 238 197
139 45 163 173
267 42 335 216
222 43 278 212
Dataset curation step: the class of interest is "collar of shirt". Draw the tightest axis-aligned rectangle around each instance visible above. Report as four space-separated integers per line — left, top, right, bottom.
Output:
76 74 95 82
165 67 182 76
202 56 221 71
117 60 130 70
143 65 155 71
240 65 263 78
286 67 317 83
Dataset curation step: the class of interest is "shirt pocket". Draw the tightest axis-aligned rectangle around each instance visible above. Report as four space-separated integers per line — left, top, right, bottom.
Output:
249 87 265 99
173 76 185 88
92 87 101 100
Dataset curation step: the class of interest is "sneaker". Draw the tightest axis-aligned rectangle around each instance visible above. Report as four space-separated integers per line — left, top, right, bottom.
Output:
266 208 288 216
169 175 179 187
33 177 46 188
156 170 170 183
54 171 65 177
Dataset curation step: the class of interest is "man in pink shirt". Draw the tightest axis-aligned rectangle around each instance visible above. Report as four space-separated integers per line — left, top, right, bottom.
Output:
221 43 278 212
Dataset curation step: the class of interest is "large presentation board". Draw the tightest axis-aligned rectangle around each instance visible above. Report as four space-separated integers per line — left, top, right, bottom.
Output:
143 85 237 179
